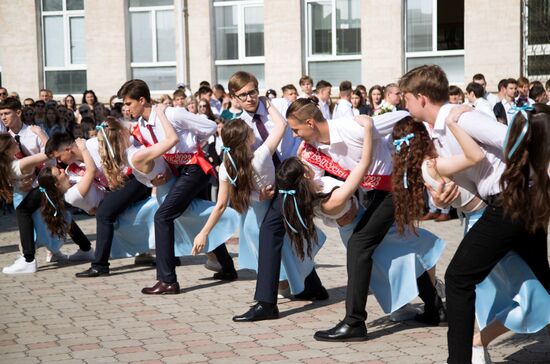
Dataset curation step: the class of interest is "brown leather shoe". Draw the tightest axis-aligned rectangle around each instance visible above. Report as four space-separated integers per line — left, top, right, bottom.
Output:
421 212 440 221
435 213 451 222
141 281 180 295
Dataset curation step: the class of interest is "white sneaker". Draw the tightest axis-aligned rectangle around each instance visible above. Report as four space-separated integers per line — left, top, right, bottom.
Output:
436 278 446 301
134 252 156 265
472 346 493 364
68 248 95 262
390 304 421 322
46 250 68 263
2 256 37 274
277 286 291 299
204 259 222 273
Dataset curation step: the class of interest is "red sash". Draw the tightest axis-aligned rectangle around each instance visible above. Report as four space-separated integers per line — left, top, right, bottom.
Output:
131 124 215 177
300 143 392 191
66 163 110 190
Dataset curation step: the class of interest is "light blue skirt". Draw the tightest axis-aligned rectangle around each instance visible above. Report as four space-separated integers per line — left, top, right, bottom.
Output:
110 180 240 258
466 209 550 333
13 189 68 253
339 207 445 313
239 200 326 295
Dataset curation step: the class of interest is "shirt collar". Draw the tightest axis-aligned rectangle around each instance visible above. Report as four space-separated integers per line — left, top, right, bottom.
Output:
139 109 156 126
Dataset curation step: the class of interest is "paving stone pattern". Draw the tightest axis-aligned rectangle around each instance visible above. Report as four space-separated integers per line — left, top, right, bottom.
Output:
0 213 548 363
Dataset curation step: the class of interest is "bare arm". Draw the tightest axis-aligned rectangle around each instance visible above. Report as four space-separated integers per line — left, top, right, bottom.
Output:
435 106 486 177
132 104 179 174
321 116 374 215
192 178 230 255
261 96 288 155
74 138 96 198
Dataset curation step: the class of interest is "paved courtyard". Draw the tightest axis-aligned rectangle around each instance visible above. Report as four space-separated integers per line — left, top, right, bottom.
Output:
0 212 548 364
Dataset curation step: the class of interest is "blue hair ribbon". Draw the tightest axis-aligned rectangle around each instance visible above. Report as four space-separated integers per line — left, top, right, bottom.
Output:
279 189 308 233
393 133 415 189
503 104 533 159
221 146 238 186
38 186 58 217
96 124 116 159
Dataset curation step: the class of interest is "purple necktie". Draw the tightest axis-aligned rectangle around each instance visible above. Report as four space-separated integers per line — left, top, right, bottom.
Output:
253 114 281 168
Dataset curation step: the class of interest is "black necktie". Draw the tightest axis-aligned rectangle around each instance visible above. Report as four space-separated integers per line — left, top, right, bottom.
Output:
253 114 281 168
14 135 26 158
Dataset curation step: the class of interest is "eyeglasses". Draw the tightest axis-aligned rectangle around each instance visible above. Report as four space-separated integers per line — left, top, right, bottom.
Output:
199 104 208 108
0 92 7 96
235 89 259 102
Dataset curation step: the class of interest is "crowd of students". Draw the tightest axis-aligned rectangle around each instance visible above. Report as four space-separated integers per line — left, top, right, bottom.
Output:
0 66 549 364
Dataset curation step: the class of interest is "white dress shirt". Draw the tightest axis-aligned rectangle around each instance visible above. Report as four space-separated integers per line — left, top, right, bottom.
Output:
332 99 353 119
239 101 300 161
431 104 507 199
0 122 6 133
318 99 332 120
8 123 44 156
305 111 410 189
137 106 216 154
474 98 497 121
484 92 500 108
500 98 516 125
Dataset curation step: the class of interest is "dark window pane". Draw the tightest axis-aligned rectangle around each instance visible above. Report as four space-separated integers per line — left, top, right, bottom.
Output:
214 6 238 60
43 0 62 11
527 55 550 76
336 0 361 55
527 0 550 45
132 67 176 91
45 70 87 95
309 1 332 55
129 0 173 7
245 6 264 57
437 0 464 50
66 0 84 10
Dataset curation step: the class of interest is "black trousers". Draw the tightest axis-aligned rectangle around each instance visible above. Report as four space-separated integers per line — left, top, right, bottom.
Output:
92 176 151 271
344 190 395 326
254 193 323 304
445 202 550 363
154 165 234 283
16 187 91 258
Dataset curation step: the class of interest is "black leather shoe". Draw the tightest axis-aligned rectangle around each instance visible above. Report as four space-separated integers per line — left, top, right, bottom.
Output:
232 302 279 322
213 270 238 281
314 321 368 342
415 299 447 326
75 267 109 278
294 285 329 301
141 281 180 295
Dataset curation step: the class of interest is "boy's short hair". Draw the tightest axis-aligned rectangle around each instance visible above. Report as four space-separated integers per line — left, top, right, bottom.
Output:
497 79 507 92
465 82 484 98
117 79 151 103
517 76 529 88
198 86 213 97
173 89 186 99
339 81 353 96
299 75 313 85
282 84 298 93
227 71 258 95
0 96 22 111
399 64 449 104
472 73 486 82
315 80 332 91
449 85 463 96
45 132 75 157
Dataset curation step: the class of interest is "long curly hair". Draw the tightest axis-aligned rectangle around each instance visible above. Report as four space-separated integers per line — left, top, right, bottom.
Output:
219 118 255 213
37 167 68 238
391 117 438 235
275 157 324 260
0 134 15 203
500 103 550 233
97 117 129 189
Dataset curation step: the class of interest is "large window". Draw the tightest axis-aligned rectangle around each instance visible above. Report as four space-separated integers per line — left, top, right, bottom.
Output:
41 0 87 95
523 0 550 80
405 0 464 83
129 0 176 92
213 0 265 88
305 0 361 86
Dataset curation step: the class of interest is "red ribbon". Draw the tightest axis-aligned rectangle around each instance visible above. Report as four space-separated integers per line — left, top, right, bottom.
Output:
301 142 392 192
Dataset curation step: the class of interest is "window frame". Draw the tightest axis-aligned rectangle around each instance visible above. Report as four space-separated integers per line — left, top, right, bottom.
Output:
128 3 177 92
522 0 550 80
212 0 265 67
303 0 361 81
40 0 87 95
404 0 464 83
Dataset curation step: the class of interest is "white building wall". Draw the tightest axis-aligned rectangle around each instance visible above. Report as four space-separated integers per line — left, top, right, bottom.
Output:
187 1 214 92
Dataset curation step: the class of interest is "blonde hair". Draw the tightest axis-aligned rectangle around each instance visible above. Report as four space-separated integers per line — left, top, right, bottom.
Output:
97 117 130 189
